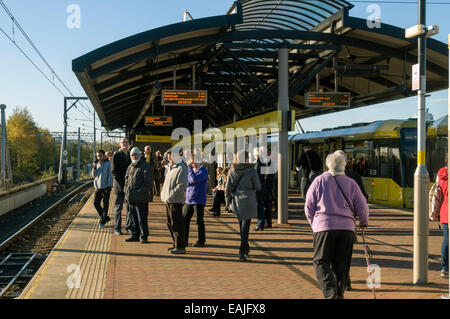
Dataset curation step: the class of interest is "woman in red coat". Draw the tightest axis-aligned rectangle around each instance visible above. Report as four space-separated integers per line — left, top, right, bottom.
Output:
438 165 448 278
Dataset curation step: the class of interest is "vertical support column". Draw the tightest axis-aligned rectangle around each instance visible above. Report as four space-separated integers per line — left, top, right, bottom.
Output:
413 0 429 285
77 127 81 180
0 104 6 186
192 64 196 90
173 68 177 89
278 48 289 224
447 33 450 298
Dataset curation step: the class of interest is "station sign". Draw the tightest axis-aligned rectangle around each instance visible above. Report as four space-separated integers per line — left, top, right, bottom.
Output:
161 90 207 107
305 92 351 108
135 135 172 143
144 116 173 127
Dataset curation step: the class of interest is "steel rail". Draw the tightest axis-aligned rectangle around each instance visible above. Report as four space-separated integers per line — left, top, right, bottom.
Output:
0 180 93 252
0 253 36 297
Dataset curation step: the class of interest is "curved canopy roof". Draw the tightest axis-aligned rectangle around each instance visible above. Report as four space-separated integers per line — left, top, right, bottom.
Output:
72 0 448 135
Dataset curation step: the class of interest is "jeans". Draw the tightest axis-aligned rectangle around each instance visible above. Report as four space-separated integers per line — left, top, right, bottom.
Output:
128 202 149 240
183 204 205 245
238 218 251 256
313 230 354 299
442 223 449 271
211 190 224 213
93 188 111 223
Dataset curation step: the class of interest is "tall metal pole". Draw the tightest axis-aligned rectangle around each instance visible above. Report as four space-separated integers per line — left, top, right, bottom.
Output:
0 104 6 186
58 98 68 184
93 111 96 162
413 0 429 285
446 33 450 299
278 48 289 224
77 127 81 180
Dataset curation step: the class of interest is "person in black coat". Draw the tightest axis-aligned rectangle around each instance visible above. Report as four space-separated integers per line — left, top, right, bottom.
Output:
111 137 131 235
255 148 274 231
296 143 322 197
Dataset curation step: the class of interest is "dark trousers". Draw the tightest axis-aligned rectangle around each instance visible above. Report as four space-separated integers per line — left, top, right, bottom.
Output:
166 203 186 249
211 190 224 212
128 202 149 240
114 192 131 232
442 223 449 271
238 218 251 256
257 199 272 229
154 178 161 195
313 230 354 299
94 188 111 223
183 204 205 245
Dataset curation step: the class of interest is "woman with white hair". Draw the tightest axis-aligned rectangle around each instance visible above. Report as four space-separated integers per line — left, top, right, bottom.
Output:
305 151 369 299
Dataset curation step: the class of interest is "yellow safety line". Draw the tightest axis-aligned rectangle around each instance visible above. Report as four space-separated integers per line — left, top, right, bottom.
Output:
23 194 94 299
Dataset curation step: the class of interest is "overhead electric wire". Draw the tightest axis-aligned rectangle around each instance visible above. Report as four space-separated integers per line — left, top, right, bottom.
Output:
0 0 93 115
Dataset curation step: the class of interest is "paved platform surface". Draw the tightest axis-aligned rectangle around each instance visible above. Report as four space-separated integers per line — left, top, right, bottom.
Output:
20 190 449 299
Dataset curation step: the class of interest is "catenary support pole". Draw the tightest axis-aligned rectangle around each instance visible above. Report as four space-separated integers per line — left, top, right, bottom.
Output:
77 127 81 180
278 48 289 224
93 111 96 162
0 104 6 186
413 0 429 285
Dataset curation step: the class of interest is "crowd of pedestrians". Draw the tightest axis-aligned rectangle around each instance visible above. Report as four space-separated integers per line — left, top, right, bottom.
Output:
89 139 449 299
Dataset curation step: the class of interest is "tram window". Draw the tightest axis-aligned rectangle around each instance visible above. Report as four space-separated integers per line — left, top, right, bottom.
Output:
391 147 401 185
379 147 391 178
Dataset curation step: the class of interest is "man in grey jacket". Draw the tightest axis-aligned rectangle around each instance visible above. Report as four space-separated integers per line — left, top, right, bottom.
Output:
161 150 188 254
124 147 153 243
92 150 113 227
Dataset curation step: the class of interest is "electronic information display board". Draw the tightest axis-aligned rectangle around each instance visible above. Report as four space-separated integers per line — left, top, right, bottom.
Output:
305 92 350 108
144 116 173 126
161 90 207 106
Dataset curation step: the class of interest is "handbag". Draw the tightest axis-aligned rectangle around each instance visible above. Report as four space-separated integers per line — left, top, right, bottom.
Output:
332 175 358 243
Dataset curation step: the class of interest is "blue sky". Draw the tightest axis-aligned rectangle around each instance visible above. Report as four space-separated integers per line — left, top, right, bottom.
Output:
0 0 448 135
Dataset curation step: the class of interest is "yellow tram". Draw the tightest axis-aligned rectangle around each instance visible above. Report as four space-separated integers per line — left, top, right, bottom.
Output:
290 116 448 209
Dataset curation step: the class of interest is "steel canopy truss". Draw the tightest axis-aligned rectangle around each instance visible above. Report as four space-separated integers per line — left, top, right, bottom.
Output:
72 0 448 134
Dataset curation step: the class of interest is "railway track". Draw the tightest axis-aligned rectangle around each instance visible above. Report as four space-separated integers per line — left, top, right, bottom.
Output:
0 180 93 298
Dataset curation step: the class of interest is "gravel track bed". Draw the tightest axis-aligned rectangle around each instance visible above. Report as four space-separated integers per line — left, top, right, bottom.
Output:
0 183 94 298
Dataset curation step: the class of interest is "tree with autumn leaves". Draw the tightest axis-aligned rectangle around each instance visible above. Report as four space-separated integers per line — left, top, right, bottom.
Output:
6 107 90 182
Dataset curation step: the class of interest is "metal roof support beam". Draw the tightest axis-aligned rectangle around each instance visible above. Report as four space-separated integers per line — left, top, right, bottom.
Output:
132 83 161 130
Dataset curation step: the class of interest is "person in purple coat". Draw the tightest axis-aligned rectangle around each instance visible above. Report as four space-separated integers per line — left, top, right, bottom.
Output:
183 155 209 247
305 151 369 299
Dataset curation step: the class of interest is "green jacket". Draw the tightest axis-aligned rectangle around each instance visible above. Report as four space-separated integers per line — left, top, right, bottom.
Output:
124 158 153 203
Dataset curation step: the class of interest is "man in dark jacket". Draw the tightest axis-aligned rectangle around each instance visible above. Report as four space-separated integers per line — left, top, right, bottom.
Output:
124 147 153 243
255 149 273 231
111 137 131 235
296 143 322 197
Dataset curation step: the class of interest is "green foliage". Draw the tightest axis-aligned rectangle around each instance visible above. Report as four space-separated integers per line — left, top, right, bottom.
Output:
40 166 55 179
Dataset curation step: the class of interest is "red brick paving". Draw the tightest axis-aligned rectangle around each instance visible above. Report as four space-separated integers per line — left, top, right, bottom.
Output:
103 191 449 299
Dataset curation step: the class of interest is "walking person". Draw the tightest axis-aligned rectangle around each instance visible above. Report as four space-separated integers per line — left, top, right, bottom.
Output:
438 159 449 278
123 147 153 243
161 150 188 254
92 150 113 227
255 147 274 231
154 150 163 196
209 167 225 216
225 151 261 261
111 137 131 235
296 143 322 198
183 155 208 247
144 146 155 202
305 151 369 299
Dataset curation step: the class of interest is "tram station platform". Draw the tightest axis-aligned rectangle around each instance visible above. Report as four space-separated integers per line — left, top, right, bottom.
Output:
19 191 449 299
